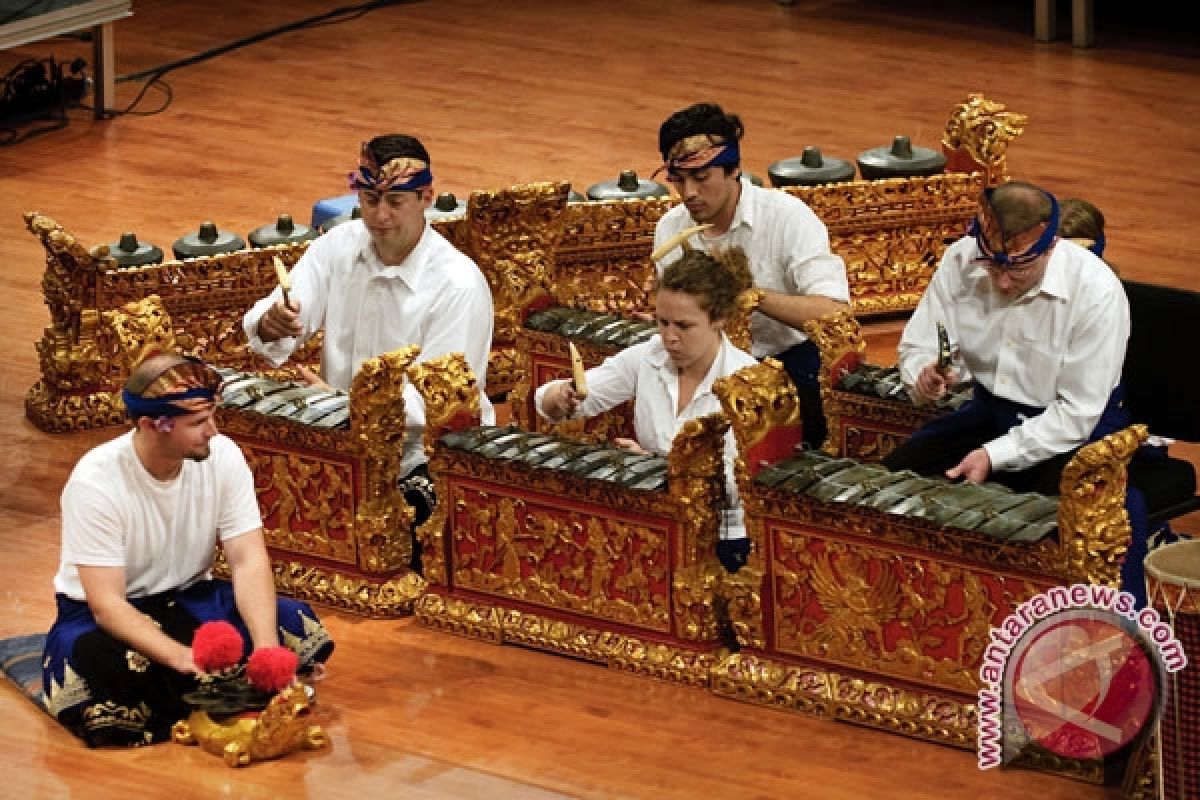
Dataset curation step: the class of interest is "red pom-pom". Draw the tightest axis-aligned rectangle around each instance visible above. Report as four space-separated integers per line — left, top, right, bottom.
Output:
246 646 299 692
192 621 244 672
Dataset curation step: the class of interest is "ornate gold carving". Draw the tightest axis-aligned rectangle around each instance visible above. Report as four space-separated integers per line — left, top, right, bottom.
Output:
214 550 425 618
784 173 983 318
102 295 177 374
772 532 1045 694
408 351 484 585
721 565 765 650
417 343 728 670
447 488 674 632
1058 424 1148 586
822 392 942 462
407 351 483 458
556 196 674 314
710 652 977 748
24 211 320 432
415 594 718 686
235 445 358 563
349 346 420 572
459 182 570 397
485 346 521 400
712 358 801 489
801 310 869 454
171 683 328 767
711 362 1158 755
941 93 1028 186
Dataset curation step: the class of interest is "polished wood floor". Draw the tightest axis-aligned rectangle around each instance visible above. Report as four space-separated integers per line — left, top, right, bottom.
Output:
1 1 1197 797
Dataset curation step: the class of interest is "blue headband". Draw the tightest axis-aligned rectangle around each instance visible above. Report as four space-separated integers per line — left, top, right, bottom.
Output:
658 138 742 180
970 189 1060 269
348 165 433 193
1089 230 1106 257
122 385 217 419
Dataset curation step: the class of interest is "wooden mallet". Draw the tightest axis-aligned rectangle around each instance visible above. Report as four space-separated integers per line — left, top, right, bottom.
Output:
273 255 292 308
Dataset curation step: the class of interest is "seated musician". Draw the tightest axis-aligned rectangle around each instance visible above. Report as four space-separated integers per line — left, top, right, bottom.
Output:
242 133 495 570
1059 196 1109 265
1060 197 1188 554
42 352 334 747
882 181 1153 599
652 102 850 448
536 247 758 573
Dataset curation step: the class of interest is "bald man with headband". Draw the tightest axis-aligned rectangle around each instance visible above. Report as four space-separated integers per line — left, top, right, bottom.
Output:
651 102 850 448
884 181 1132 492
42 352 334 747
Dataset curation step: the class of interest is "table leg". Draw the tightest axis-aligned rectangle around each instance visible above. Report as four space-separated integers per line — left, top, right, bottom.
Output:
91 20 115 118
1072 0 1095 47
1034 0 1056 42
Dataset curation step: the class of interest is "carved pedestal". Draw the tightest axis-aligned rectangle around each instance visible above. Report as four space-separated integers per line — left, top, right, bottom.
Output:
712 358 1147 780
411 354 730 686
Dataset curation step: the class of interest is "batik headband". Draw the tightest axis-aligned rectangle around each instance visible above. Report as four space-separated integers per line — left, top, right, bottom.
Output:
970 188 1060 269
347 143 433 193
123 356 221 419
654 134 741 179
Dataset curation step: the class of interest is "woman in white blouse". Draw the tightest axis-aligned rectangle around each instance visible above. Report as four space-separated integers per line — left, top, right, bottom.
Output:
536 246 757 572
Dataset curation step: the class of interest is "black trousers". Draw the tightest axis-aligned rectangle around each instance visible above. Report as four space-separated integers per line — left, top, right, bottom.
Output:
772 339 827 449
882 421 1073 496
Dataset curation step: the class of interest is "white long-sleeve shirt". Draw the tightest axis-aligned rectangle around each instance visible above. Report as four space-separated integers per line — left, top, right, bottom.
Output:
243 220 495 475
897 237 1130 472
534 334 757 540
654 182 850 358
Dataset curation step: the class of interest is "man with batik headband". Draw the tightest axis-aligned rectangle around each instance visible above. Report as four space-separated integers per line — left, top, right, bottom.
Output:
243 133 495 571
652 102 850 448
42 352 334 747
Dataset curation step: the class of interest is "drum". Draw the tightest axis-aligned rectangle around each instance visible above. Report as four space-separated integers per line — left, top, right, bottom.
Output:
1144 539 1200 800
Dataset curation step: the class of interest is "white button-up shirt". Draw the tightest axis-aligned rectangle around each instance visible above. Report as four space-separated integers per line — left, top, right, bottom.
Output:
243 220 495 475
898 237 1130 472
534 334 758 540
654 182 850 358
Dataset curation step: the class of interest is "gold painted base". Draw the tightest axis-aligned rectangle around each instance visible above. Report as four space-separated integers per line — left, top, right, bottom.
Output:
25 383 124 433
416 593 718 687
215 551 425 618
710 652 977 749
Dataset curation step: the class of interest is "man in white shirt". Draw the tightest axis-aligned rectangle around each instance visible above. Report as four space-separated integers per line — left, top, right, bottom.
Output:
652 102 850 448
42 352 334 747
242 133 495 571
884 181 1132 496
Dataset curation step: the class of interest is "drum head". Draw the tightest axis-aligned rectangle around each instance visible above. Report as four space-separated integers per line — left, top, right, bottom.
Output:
1144 539 1200 588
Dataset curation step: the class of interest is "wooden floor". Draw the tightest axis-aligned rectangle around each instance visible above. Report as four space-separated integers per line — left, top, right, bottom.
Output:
1 1 1197 797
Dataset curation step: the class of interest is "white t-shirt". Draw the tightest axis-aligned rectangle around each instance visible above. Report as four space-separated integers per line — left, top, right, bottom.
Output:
535 334 758 540
897 237 1130 472
53 432 263 601
654 182 850 358
243 219 496 476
